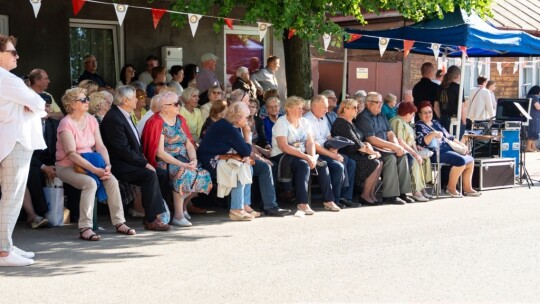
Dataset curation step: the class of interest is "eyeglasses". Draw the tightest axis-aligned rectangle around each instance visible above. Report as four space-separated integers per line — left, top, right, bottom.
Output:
249 105 258 109
348 106 358 110
75 97 89 104
163 101 181 107
211 91 223 95
3 49 18 57
369 100 382 104
421 110 433 114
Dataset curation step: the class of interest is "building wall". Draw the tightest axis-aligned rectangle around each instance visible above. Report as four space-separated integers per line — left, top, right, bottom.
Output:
489 57 520 99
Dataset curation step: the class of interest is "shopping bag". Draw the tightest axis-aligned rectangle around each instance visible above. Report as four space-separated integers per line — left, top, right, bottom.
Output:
44 178 65 227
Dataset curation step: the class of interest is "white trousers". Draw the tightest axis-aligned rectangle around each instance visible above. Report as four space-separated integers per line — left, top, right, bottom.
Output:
0 143 33 251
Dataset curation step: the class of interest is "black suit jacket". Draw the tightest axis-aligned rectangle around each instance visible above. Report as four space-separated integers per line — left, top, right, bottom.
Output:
31 118 60 168
101 105 148 175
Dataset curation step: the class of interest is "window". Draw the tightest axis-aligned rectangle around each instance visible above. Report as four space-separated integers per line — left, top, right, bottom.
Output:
0 15 8 36
519 57 540 97
69 19 124 86
223 26 268 87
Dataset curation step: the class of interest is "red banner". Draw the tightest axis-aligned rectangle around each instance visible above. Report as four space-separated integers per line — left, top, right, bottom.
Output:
152 8 167 29
72 0 86 16
288 28 296 39
224 18 234 30
348 34 361 42
403 40 415 58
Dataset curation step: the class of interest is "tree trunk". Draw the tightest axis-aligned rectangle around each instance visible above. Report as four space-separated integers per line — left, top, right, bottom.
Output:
283 31 313 99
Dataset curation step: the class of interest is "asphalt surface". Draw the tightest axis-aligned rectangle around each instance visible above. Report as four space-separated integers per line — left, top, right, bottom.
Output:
2 153 540 303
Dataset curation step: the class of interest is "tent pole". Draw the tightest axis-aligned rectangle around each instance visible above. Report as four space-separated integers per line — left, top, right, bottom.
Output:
342 48 348 101
456 51 466 139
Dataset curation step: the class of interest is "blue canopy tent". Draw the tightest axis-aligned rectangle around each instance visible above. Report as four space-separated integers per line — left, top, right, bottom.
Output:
343 9 540 135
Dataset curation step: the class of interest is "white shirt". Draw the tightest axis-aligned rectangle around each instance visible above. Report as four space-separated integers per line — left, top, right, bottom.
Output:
467 86 495 121
303 111 330 146
0 67 47 161
271 116 311 157
118 106 140 145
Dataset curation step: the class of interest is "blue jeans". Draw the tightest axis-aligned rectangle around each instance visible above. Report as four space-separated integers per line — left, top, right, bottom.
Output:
230 166 252 209
252 159 278 210
319 154 356 201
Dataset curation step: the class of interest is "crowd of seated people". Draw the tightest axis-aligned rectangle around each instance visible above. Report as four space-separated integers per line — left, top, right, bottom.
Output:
10 55 488 245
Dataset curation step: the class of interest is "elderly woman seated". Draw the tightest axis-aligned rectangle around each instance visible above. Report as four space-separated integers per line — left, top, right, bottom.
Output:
415 101 481 198
141 91 212 227
270 96 339 215
88 91 112 124
55 87 135 241
198 102 257 221
331 98 382 205
389 102 433 202
179 87 203 143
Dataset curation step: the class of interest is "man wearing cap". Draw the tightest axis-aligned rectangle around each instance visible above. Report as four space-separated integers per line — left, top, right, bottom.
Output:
77 54 111 91
304 95 358 208
251 56 280 93
29 69 63 119
196 53 221 104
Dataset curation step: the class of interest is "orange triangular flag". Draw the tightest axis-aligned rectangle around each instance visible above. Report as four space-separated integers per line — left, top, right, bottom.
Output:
288 28 296 39
403 40 415 58
459 46 468 57
152 8 167 29
348 34 362 42
224 18 234 30
72 0 86 16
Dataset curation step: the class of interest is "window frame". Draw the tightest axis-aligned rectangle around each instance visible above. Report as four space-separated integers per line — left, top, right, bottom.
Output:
519 57 539 97
0 15 9 36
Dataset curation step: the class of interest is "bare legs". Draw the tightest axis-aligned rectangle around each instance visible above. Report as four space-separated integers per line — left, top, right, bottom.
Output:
361 162 383 203
447 162 476 194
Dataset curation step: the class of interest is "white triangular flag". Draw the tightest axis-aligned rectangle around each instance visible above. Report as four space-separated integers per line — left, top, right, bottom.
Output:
379 37 389 57
257 22 271 41
188 14 202 37
30 0 41 18
513 62 518 74
431 43 441 60
477 61 482 74
113 4 128 26
323 33 331 51
497 62 503 76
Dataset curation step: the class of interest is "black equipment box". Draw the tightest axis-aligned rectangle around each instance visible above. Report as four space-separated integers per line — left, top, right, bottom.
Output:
472 157 515 190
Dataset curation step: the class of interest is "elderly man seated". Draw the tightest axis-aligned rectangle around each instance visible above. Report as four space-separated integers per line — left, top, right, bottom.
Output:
304 95 358 208
355 92 414 205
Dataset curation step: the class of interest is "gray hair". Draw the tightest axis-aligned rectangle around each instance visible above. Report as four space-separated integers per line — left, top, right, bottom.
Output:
265 96 280 107
365 92 382 103
130 80 147 91
114 85 136 106
181 87 199 104
310 94 327 106
320 89 336 98
353 90 367 100
88 92 107 114
230 89 246 103
236 66 249 78
225 101 249 124
151 91 179 112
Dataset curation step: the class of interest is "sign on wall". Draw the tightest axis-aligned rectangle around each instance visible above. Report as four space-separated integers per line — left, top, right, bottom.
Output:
356 67 368 79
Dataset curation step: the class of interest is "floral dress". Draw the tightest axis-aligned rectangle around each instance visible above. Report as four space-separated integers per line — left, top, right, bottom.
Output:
157 117 212 198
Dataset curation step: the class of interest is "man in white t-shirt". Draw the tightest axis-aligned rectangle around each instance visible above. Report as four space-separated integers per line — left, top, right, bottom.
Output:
467 76 494 121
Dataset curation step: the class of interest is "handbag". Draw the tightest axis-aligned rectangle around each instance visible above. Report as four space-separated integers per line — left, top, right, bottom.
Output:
443 138 468 155
44 177 65 226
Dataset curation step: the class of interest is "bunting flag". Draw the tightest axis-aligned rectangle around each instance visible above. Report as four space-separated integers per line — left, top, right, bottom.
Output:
288 28 296 40
459 46 468 57
113 4 128 26
323 33 331 51
378 37 389 57
188 14 202 37
513 62 519 74
257 22 270 41
151 8 167 29
72 0 86 16
29 0 41 18
431 43 440 60
497 62 503 76
348 34 361 42
224 18 234 30
403 40 414 58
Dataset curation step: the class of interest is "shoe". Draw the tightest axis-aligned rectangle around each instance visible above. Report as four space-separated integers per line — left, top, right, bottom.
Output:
229 212 252 221
128 208 145 218
340 199 360 208
187 205 207 214
264 207 291 217
144 218 171 231
358 197 377 206
79 228 101 241
12 246 34 259
294 210 306 218
335 201 347 209
383 197 406 205
412 193 429 202
421 190 433 199
0 252 34 267
171 217 192 227
31 216 49 229
115 223 136 235
399 194 415 204
323 202 341 212
463 191 482 197
184 211 191 220
297 205 315 215
445 189 463 198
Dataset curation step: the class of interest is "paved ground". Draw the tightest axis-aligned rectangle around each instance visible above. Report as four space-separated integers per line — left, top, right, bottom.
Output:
2 153 540 303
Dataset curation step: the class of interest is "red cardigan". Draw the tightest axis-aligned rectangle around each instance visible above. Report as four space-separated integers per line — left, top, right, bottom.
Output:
141 113 194 168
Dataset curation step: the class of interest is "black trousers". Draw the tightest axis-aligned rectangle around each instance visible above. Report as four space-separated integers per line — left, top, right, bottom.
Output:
26 165 49 216
113 165 167 223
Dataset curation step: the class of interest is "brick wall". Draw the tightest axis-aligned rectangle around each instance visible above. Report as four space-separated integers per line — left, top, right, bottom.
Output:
489 57 520 99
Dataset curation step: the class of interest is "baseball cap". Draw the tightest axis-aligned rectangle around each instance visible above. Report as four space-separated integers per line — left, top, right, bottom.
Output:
201 53 218 62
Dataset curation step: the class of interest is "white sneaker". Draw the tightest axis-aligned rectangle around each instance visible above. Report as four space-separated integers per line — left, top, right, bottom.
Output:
12 246 35 259
412 193 429 202
0 252 34 267
183 211 191 220
171 217 192 227
421 189 433 199
294 210 306 218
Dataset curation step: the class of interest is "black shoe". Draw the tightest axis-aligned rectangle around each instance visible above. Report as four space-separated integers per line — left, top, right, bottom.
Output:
383 197 406 205
335 201 347 209
264 207 291 217
340 199 360 208
399 194 415 204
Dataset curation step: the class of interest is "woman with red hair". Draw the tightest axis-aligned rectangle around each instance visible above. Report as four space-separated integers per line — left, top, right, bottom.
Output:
390 102 432 202
415 101 480 198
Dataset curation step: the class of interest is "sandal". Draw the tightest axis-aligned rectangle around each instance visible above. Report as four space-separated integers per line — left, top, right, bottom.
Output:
79 227 101 241
115 223 136 235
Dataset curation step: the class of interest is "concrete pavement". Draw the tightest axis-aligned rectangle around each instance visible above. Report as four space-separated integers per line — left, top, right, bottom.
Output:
2 153 540 303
